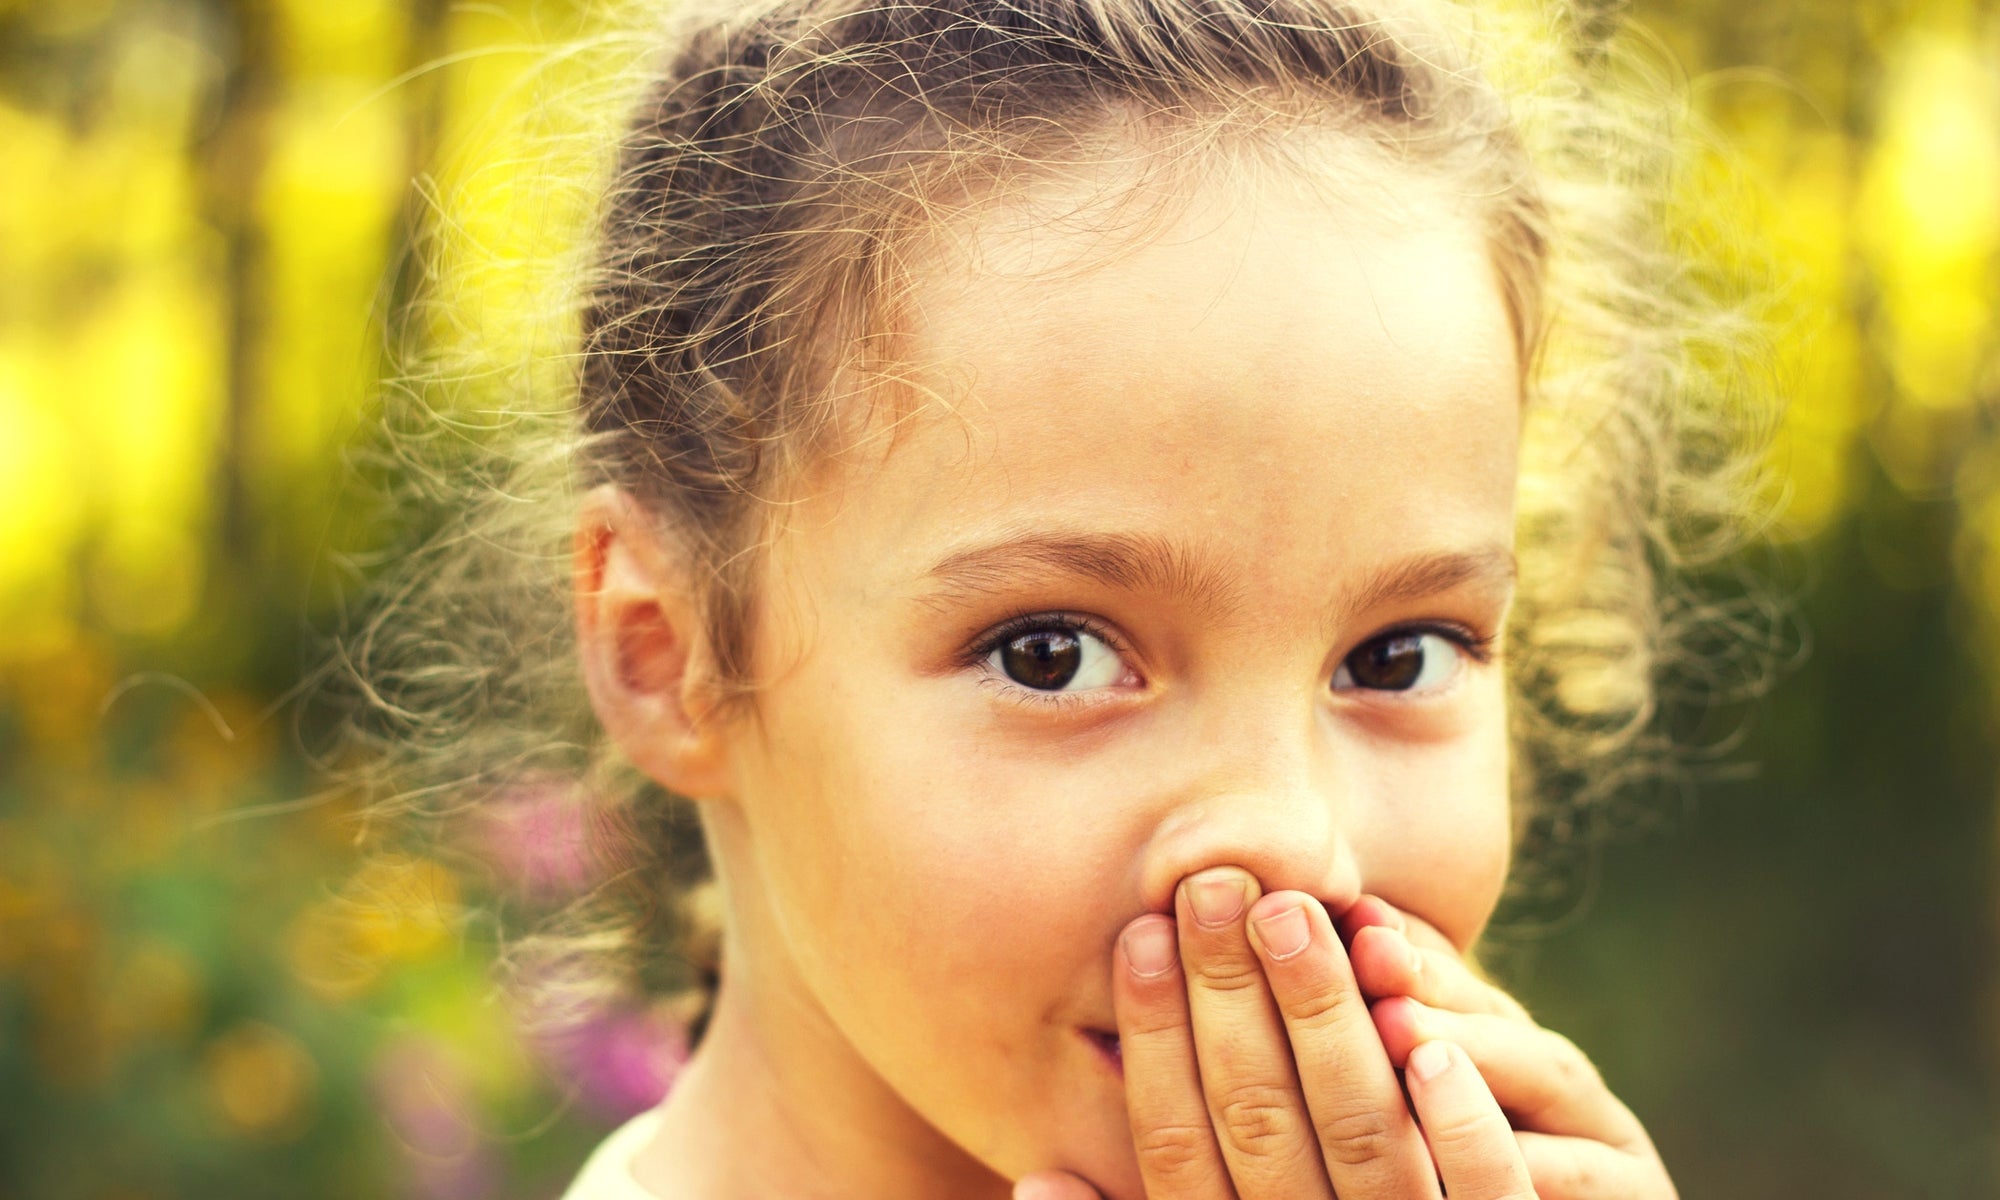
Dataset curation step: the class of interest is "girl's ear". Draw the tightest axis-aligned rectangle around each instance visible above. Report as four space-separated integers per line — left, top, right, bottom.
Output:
574 484 734 802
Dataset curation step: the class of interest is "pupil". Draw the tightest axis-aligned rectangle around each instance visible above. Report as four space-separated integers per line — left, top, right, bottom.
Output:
1352 634 1423 690
1001 630 1081 690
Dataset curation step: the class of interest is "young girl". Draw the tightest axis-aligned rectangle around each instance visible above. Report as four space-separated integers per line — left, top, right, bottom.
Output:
355 0 1774 1195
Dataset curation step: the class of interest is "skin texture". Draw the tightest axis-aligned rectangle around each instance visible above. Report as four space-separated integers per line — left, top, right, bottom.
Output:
580 155 1534 1199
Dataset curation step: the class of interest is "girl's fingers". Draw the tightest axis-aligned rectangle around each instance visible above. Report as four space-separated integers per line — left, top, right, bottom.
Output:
1014 1170 1108 1200
1112 915 1236 1199
1335 894 1413 944
1372 996 1650 1148
1172 870 1335 1200
1339 897 1676 1198
1348 924 1530 1019
1342 900 1528 1021
1403 1040 1537 1200
1515 1131 1677 1200
1242 888 1440 1199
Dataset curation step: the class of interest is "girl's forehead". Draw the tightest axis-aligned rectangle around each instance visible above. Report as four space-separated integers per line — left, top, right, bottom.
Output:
897 129 1470 315
784 143 1503 502
767 164 1521 614
895 166 1515 437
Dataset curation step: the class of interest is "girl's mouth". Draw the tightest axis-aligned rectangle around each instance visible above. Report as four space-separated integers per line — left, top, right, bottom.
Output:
1081 1027 1123 1076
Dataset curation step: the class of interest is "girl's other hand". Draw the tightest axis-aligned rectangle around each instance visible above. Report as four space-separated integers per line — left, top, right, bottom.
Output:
1341 896 1679 1199
1022 866 1538 1200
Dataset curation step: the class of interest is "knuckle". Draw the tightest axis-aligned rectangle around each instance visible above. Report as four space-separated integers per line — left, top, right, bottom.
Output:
1543 1030 1603 1096
1280 976 1358 1027
1117 996 1189 1041
1133 1122 1214 1184
1314 1106 1399 1169
1547 1150 1603 1198
1213 1081 1305 1157
1552 1032 1600 1088
1428 1106 1514 1161
1120 1009 1187 1043
1189 953 1265 993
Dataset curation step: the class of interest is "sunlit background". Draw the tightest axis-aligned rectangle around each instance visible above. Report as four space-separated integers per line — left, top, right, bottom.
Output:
1 1 1996 1196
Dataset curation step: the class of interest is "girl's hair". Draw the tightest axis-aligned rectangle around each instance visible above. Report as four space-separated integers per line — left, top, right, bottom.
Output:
339 0 1784 1045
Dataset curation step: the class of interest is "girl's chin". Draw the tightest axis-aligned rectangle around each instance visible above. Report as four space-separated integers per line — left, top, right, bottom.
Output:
1007 1029 1139 1200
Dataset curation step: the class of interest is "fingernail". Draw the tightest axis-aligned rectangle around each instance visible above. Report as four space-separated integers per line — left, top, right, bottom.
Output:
1123 920 1178 978
1408 1039 1454 1082
1014 1178 1061 1200
1186 871 1247 927
1252 904 1311 960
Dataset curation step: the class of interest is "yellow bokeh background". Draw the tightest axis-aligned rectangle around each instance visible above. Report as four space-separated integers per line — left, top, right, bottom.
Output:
0 0 1995 1196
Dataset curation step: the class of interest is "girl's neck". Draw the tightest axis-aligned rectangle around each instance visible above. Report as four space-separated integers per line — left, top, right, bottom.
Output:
627 936 1013 1200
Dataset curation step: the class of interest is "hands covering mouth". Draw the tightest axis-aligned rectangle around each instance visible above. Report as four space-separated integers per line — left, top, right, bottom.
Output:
1041 869 1677 1200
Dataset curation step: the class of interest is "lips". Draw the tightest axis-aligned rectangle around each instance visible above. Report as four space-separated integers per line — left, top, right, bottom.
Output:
1081 1027 1123 1074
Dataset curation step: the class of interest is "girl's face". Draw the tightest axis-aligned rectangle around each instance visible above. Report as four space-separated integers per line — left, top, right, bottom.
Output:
705 161 1522 1196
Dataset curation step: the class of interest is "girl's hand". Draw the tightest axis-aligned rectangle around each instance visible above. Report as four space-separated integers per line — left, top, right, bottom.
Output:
1016 875 1678 1200
1339 896 1678 1199
1019 866 1538 1200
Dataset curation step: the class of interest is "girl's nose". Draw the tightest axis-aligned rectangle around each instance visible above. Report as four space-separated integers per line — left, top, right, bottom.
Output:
1130 700 1365 919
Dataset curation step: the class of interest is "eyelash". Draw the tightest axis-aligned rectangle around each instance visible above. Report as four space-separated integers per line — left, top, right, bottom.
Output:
965 613 1498 711
967 612 1134 712
1340 621 1499 697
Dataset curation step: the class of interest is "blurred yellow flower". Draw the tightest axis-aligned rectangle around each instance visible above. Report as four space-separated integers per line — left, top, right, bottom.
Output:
202 1020 320 1140
1856 27 2000 413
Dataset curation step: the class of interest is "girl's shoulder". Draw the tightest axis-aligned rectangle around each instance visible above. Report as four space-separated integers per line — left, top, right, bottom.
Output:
560 1104 672 1200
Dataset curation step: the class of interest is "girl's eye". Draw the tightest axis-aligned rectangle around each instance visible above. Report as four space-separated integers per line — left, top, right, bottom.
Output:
978 617 1128 694
1331 628 1483 695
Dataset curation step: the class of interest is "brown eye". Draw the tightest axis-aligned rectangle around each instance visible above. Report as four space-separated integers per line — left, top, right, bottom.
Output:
979 617 1129 696
1332 631 1465 694
999 630 1083 690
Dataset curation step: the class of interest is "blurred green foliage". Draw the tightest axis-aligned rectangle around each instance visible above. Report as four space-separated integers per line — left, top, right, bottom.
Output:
0 0 1996 1197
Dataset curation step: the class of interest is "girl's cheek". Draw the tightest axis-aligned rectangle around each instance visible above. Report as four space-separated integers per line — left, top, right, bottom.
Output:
1347 718 1512 945
831 734 1119 919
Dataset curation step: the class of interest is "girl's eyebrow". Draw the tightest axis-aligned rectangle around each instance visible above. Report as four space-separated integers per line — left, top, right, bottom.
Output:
1320 542 1518 639
915 530 1242 622
913 530 1517 629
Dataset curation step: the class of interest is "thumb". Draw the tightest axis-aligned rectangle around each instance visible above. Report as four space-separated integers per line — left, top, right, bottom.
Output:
1013 1169 1106 1200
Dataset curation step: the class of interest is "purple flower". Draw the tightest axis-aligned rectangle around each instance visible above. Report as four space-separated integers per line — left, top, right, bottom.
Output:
371 1037 502 1200
533 1005 690 1123
480 776 601 901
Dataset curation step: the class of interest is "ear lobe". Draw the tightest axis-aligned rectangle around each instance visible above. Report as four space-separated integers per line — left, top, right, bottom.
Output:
575 485 734 802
